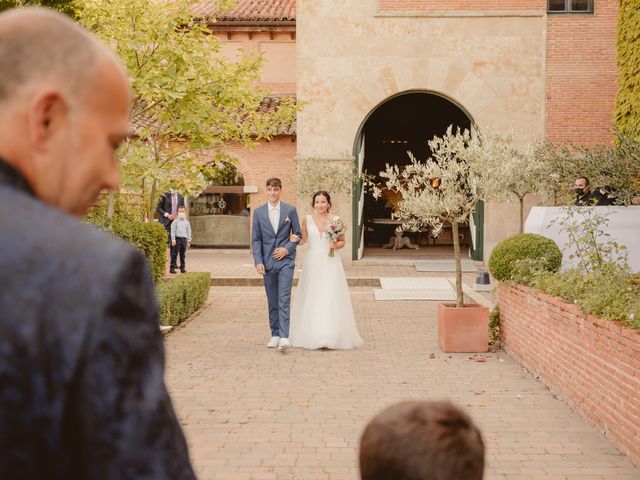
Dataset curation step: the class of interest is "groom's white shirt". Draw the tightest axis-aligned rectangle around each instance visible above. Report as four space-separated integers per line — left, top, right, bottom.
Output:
268 202 280 234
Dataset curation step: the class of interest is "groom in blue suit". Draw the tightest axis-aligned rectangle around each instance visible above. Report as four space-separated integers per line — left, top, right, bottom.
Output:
252 178 301 350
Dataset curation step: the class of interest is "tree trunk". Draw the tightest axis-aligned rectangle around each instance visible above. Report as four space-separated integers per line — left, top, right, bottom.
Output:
149 179 157 222
519 197 525 233
452 221 464 308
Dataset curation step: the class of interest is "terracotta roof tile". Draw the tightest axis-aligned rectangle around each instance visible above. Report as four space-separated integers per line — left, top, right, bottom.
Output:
256 95 296 135
194 0 296 22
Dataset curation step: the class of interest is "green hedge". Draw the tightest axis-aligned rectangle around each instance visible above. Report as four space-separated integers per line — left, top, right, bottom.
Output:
511 263 640 330
111 219 167 284
86 214 167 284
157 272 211 326
489 233 562 281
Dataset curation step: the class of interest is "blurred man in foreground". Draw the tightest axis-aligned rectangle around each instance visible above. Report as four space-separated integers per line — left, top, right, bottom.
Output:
0 7 196 479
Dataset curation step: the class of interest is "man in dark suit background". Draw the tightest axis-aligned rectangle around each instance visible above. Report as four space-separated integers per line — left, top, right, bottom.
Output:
157 188 185 272
157 188 185 231
0 7 196 480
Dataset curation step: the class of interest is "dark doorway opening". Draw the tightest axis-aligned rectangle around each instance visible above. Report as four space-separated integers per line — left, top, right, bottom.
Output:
359 92 473 257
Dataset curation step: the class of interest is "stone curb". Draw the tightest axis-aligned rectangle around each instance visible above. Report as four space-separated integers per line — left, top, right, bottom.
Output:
210 277 381 287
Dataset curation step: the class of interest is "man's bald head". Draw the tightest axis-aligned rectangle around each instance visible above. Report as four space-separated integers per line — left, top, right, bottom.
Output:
0 7 130 216
0 7 118 105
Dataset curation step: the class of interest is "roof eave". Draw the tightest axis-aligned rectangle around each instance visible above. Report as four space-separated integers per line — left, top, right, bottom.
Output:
209 20 296 27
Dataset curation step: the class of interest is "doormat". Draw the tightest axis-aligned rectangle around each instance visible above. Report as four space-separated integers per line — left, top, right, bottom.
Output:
373 288 456 301
375 277 456 301
415 260 477 272
380 277 453 290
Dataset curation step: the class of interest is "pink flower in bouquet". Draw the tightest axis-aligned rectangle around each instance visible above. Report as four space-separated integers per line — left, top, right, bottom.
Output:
324 216 347 257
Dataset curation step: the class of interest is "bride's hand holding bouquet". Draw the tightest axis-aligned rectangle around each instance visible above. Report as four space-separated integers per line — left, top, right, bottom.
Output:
324 216 347 257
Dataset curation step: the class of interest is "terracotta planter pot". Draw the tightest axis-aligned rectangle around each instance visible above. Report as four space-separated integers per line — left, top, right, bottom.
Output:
437 303 489 353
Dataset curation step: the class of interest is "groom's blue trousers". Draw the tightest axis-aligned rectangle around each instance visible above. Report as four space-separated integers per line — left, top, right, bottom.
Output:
263 262 295 338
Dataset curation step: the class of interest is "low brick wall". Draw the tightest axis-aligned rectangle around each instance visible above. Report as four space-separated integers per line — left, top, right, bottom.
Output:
498 283 640 467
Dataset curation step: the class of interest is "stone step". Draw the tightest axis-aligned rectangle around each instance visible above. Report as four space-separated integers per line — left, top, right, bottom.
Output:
210 277 381 287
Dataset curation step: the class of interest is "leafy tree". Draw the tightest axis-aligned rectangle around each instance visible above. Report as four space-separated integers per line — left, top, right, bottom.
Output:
202 160 244 186
0 0 76 16
296 157 359 200
469 131 546 233
536 134 640 206
76 0 296 217
371 127 483 308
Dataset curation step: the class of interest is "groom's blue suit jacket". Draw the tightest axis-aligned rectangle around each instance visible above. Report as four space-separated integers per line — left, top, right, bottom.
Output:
252 202 301 271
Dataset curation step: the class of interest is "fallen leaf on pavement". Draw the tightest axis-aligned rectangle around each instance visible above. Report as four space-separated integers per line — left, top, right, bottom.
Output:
469 355 488 362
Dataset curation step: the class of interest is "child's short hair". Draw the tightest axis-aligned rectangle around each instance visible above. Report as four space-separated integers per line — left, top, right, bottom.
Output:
359 401 485 480
178 205 186 210
265 177 282 189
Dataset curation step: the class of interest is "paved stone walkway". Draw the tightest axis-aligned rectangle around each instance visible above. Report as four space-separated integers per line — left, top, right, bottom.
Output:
165 281 639 479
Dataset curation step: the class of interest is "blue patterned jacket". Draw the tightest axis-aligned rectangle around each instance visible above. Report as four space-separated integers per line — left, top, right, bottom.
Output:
0 159 196 480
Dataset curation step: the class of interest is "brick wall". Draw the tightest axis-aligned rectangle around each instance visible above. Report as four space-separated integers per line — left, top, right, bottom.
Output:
222 136 298 208
545 3 619 145
498 283 640 467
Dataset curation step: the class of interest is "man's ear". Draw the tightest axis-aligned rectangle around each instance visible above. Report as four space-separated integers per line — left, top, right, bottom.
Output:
27 90 69 153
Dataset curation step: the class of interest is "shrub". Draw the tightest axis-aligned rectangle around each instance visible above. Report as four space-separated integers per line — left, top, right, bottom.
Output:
513 263 640 330
157 273 211 326
489 305 501 347
489 233 562 281
86 214 167 284
113 219 167 284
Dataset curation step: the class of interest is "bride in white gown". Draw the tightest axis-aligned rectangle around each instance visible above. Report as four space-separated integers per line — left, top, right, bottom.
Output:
290 191 364 350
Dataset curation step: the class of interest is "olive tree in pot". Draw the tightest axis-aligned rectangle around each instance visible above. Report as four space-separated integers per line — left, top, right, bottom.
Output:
371 126 489 352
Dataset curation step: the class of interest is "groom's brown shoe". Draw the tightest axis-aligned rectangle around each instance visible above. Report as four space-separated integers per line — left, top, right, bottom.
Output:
278 338 291 350
267 336 280 348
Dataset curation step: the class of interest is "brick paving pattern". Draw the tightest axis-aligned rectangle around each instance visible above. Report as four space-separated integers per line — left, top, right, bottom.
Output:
164 260 639 479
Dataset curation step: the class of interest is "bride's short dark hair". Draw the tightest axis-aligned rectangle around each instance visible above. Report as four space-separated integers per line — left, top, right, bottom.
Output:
312 191 331 211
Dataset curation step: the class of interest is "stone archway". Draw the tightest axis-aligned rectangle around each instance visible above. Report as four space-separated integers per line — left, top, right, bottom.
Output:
351 90 482 260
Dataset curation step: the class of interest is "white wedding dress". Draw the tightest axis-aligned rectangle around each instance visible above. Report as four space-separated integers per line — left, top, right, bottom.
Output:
290 215 364 349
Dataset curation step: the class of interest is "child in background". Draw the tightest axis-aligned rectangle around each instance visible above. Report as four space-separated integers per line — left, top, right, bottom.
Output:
170 206 192 274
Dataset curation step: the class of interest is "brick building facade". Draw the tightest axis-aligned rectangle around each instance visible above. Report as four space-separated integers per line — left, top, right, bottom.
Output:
202 0 620 259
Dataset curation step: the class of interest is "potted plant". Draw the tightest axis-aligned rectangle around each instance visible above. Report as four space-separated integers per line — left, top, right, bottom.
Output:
372 126 489 352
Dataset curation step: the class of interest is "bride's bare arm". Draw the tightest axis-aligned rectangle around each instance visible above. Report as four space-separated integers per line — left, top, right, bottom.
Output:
290 219 308 245
299 219 308 245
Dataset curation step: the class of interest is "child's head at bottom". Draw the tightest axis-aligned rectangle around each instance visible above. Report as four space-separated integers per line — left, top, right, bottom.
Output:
359 400 485 480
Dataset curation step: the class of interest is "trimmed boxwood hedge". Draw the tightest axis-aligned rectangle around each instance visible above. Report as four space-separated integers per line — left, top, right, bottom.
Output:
110 218 167 284
489 233 562 281
157 272 211 326
86 213 167 284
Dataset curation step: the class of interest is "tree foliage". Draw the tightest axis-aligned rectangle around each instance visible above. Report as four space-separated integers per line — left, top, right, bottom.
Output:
75 0 296 216
371 127 482 307
469 131 547 233
296 157 359 201
614 0 640 139
0 0 76 16
536 134 640 206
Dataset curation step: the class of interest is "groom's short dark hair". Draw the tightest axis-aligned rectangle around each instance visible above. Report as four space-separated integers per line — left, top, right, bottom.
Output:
359 401 485 480
266 178 282 189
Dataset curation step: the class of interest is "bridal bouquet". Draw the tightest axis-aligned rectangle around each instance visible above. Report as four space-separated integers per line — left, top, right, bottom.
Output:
324 216 347 257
